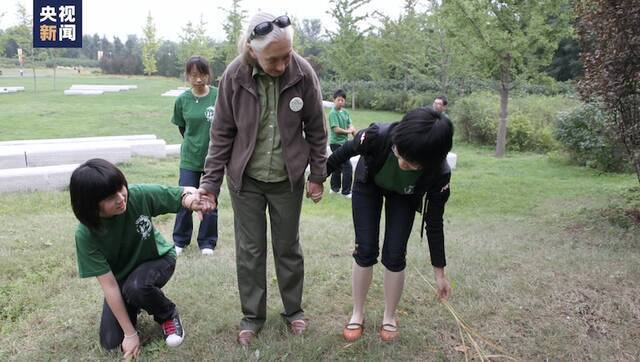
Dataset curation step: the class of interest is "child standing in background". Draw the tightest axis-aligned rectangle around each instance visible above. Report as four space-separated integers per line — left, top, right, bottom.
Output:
328 89 356 198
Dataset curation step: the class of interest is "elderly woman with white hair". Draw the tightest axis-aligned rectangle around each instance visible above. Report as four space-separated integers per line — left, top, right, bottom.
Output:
198 12 327 347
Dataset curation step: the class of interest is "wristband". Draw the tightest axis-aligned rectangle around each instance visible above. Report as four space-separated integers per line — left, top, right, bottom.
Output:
124 331 138 339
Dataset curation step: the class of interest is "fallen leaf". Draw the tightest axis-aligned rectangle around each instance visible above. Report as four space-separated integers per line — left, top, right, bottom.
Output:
454 345 470 353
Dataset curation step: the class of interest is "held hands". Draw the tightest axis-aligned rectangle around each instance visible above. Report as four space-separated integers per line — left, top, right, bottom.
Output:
121 332 140 360
306 181 324 203
434 267 452 301
196 187 218 212
181 187 207 220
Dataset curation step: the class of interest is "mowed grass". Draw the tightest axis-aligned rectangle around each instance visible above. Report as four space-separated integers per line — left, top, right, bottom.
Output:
1 72 639 361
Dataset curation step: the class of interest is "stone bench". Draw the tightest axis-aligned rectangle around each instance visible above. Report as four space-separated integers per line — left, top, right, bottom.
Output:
0 148 26 169
64 89 104 95
23 142 132 167
0 86 25 93
0 164 79 193
162 89 186 97
0 135 157 147
70 85 137 92
166 144 181 156
129 139 167 158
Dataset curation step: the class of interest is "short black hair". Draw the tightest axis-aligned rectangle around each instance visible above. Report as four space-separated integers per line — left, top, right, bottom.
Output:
185 55 211 78
69 158 128 231
391 107 454 170
435 95 448 106
333 89 347 100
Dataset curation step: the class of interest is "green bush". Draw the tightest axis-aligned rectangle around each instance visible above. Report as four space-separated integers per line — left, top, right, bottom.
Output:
554 102 628 172
319 78 574 113
451 92 578 152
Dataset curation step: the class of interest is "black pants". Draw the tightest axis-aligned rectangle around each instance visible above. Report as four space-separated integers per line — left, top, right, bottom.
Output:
99 254 177 350
330 143 353 195
351 181 416 272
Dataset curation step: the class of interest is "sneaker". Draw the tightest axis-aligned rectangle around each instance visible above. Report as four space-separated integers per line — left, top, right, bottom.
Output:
175 246 184 255
201 248 214 255
343 193 352 199
329 189 337 194
161 312 185 347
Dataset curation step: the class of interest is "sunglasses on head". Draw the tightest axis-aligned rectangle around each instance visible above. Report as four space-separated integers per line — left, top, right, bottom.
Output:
249 15 291 40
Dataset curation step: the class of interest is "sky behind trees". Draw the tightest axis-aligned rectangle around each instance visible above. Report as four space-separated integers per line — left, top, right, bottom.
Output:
1 0 406 41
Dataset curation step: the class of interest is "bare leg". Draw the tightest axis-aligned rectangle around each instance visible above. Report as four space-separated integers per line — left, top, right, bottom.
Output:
348 261 373 324
382 267 405 329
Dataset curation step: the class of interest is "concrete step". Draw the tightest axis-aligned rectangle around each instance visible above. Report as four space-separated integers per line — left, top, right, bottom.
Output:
0 135 157 147
0 86 25 93
24 142 132 167
0 164 79 193
166 144 181 156
130 139 167 158
0 149 26 169
64 89 104 95
162 89 186 97
70 84 137 92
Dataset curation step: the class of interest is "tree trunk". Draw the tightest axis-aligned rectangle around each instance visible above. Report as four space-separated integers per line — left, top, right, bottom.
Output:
616 94 640 184
351 80 356 109
438 31 449 96
495 56 511 157
32 52 37 94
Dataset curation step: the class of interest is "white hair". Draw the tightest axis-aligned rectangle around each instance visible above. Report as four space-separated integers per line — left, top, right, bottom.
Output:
238 12 294 55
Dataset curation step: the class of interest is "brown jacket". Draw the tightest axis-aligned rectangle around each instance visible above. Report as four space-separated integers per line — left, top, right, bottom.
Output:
200 51 327 195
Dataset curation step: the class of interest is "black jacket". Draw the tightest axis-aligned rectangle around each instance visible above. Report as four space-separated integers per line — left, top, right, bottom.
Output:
326 122 451 267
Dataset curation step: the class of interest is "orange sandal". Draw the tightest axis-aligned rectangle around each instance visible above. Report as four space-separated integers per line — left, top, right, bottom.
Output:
379 323 399 342
343 322 365 342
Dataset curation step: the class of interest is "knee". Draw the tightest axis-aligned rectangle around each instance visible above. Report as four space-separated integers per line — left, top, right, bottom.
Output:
100 330 122 351
352 241 378 267
121 277 151 306
381 252 406 272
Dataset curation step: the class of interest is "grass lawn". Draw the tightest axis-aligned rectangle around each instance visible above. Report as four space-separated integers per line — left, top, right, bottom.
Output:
1 71 639 361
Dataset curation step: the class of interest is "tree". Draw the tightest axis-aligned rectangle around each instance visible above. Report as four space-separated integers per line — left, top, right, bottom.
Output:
177 15 215 73
547 37 582 81
221 0 246 64
325 0 372 109
443 0 571 156
575 0 640 182
113 36 125 56
81 35 98 59
157 40 180 77
99 36 113 56
369 1 437 86
141 11 160 75
11 2 32 57
293 18 325 76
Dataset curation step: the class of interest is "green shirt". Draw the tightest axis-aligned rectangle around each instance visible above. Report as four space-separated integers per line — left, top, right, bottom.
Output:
75 184 182 282
171 87 218 172
374 153 424 195
244 68 288 182
328 107 352 145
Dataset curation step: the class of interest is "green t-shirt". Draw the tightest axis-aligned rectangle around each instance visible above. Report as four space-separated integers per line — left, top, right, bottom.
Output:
171 87 218 172
75 184 182 282
328 107 352 145
374 153 423 195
